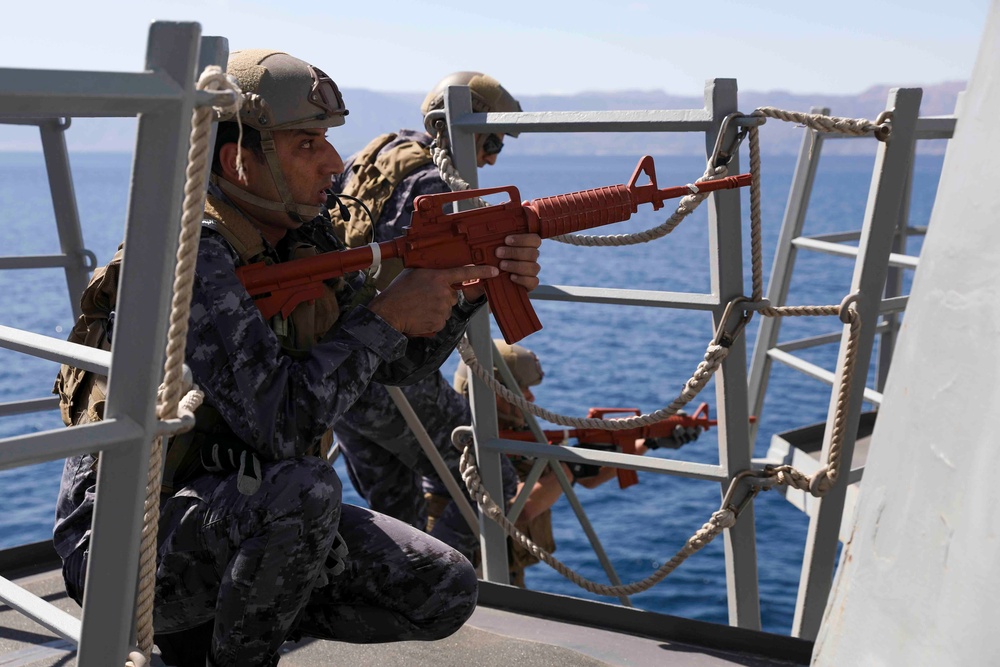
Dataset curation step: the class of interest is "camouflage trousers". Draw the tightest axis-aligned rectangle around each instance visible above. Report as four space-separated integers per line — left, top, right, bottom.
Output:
62 456 477 666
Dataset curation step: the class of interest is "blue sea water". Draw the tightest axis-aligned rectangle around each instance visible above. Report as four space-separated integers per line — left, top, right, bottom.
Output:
0 148 944 636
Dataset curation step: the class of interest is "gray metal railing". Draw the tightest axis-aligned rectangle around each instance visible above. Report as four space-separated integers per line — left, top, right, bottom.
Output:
744 98 958 639
748 111 956 428
440 84 955 634
0 22 227 666
442 79 764 629
0 117 95 320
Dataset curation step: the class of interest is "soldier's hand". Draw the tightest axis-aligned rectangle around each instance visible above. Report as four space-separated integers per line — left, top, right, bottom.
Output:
369 265 498 336
669 409 702 447
670 424 701 447
462 233 542 301
644 411 702 450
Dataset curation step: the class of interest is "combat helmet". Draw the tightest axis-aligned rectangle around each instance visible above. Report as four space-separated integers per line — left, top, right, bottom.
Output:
453 339 543 397
216 49 349 222
421 71 522 149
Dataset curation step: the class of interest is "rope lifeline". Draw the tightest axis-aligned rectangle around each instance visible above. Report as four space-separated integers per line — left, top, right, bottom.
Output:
129 66 239 665
457 430 736 597
454 104 882 596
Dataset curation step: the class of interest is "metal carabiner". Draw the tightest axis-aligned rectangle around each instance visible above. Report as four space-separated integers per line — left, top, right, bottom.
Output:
423 108 449 139
720 469 766 519
873 110 893 142
712 296 753 348
838 291 861 324
710 113 751 169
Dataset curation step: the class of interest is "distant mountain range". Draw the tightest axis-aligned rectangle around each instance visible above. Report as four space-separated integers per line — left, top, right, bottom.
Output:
0 81 964 157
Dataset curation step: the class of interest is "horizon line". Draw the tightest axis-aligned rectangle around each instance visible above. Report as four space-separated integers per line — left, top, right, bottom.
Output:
342 79 968 98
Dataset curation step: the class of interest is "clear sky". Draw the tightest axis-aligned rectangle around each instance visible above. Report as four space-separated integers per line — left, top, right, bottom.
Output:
1 0 991 96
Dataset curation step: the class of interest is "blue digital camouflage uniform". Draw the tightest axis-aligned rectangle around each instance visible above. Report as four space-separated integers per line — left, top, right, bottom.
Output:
53 185 481 666
331 130 518 561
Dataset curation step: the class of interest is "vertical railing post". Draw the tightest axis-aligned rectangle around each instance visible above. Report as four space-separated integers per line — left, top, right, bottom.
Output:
443 85 510 584
876 154 915 392
704 78 762 630
38 118 92 320
76 22 202 666
791 88 923 640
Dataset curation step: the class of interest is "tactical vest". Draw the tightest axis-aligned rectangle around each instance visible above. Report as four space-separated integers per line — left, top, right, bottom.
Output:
328 133 433 291
203 193 344 353
53 193 345 494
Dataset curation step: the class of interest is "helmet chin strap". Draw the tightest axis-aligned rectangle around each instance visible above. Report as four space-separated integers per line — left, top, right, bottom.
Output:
213 176 323 222
214 128 325 223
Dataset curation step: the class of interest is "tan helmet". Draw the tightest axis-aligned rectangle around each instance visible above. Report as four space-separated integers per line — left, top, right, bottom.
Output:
227 49 348 130
421 71 522 139
453 339 543 396
216 50 349 222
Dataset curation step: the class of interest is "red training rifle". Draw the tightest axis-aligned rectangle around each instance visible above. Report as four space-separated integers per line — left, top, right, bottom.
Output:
236 156 752 344
500 403 756 489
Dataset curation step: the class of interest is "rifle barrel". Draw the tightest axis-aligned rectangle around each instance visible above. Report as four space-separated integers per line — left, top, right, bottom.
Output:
526 173 751 239
655 173 752 201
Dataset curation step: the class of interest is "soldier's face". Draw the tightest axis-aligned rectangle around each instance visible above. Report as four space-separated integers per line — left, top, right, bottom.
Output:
240 128 344 237
267 129 344 207
476 133 503 168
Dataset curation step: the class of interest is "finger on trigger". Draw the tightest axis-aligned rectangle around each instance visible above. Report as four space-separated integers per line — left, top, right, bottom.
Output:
450 264 499 284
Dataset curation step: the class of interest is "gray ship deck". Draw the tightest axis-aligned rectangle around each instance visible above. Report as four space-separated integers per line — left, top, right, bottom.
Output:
1 542 810 667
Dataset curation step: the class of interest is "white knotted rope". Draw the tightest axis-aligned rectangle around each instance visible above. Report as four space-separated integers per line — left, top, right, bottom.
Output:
550 107 889 250
742 106 890 301
456 298 862 592
455 105 884 595
128 66 240 665
458 337 728 430
455 425 737 596
755 297 862 495
753 106 892 139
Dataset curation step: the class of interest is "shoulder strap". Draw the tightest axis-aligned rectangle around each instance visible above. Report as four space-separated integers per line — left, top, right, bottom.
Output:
373 138 433 187
203 192 268 265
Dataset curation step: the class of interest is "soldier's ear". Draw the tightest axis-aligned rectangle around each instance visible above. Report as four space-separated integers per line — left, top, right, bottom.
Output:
218 143 243 183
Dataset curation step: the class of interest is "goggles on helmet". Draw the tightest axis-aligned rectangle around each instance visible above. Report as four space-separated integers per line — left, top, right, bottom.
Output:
308 65 347 119
482 133 504 157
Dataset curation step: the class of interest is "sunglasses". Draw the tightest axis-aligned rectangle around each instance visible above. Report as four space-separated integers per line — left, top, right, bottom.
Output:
482 133 504 156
